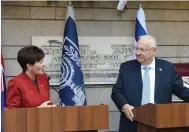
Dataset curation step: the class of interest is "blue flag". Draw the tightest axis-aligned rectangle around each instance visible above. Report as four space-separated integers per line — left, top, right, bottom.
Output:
59 3 86 106
130 4 147 60
1 54 6 132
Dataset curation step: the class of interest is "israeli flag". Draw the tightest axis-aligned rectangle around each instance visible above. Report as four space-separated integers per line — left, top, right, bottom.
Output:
59 3 86 106
130 4 147 60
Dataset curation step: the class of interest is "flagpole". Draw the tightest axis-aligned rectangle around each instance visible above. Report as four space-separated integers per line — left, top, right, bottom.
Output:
139 4 142 9
138 0 142 9
68 1 72 5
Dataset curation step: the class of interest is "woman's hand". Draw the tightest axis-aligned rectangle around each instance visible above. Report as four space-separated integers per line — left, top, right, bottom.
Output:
38 100 56 108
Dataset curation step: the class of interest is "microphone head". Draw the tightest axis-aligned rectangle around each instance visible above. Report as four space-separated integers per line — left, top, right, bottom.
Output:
48 75 51 80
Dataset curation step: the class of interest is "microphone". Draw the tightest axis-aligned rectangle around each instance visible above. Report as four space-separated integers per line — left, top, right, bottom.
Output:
48 75 59 93
48 75 51 81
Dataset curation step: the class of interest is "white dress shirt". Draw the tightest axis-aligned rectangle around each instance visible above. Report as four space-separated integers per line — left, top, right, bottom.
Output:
141 57 155 104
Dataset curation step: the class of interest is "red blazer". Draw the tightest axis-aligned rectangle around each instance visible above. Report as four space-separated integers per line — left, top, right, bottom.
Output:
6 72 50 108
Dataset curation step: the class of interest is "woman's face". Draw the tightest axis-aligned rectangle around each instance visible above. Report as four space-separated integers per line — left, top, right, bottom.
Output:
28 58 45 75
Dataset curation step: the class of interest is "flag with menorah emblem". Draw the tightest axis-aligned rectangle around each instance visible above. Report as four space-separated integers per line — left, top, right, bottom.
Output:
59 3 86 106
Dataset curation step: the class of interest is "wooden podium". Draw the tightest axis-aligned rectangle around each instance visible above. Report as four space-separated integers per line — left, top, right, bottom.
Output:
133 103 189 132
3 105 109 132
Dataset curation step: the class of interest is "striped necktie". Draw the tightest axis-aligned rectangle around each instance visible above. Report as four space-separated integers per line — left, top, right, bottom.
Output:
141 66 151 105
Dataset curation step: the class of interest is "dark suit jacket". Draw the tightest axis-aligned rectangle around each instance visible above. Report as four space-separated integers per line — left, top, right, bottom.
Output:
111 58 189 132
6 72 50 108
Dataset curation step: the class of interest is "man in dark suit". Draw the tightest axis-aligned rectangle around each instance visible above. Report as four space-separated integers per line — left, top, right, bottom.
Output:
111 35 189 132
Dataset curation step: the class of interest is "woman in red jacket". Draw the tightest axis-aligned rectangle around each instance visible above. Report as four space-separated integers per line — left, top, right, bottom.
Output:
6 45 56 108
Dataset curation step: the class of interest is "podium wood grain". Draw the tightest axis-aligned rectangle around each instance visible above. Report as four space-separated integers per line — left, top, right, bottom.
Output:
133 103 189 132
4 105 109 132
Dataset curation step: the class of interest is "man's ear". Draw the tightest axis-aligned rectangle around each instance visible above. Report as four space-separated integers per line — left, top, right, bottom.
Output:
152 48 156 56
27 63 32 71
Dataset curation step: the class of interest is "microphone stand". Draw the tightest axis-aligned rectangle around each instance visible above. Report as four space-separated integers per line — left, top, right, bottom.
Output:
50 85 59 93
48 76 59 93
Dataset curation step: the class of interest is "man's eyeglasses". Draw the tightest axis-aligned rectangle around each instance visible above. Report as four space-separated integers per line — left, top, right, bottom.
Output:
133 46 153 53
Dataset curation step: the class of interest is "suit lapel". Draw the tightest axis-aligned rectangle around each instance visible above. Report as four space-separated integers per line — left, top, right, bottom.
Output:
22 72 40 93
133 58 162 103
36 75 43 93
134 61 143 93
154 58 162 102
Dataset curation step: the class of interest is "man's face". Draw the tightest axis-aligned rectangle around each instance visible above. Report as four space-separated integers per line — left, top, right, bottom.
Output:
135 38 156 65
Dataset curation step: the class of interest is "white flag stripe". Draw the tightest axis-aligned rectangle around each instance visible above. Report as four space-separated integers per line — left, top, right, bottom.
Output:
66 4 75 21
137 6 147 33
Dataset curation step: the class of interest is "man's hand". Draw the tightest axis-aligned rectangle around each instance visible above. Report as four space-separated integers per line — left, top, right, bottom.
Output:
122 104 134 121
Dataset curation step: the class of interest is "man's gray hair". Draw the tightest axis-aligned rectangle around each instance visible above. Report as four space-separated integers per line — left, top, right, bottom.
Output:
138 35 157 48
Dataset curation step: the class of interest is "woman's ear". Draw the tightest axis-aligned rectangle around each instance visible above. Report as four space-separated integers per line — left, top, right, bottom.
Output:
26 63 32 71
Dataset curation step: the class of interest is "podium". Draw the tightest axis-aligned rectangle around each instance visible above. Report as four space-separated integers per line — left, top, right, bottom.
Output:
133 103 189 132
3 105 109 132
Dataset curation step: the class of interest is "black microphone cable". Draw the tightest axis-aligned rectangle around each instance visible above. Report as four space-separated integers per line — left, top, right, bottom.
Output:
183 81 189 86
48 76 59 93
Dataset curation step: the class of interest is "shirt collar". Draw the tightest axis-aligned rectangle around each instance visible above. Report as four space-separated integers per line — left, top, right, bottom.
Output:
141 57 155 70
